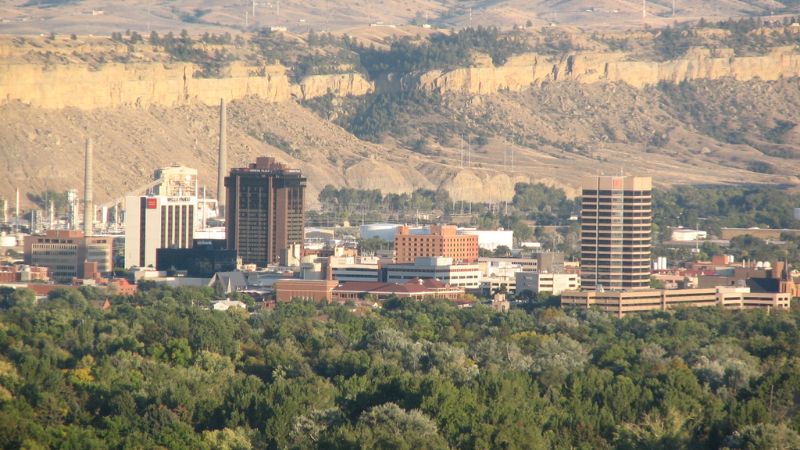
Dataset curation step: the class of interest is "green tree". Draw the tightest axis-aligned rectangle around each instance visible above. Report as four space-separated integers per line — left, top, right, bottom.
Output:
355 403 449 450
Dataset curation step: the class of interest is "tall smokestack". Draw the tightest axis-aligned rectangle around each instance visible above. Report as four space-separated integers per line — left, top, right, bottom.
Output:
14 188 19 232
84 138 93 236
217 99 227 218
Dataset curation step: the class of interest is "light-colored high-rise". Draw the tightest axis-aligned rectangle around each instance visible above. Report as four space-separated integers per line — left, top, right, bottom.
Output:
580 176 652 291
124 196 196 268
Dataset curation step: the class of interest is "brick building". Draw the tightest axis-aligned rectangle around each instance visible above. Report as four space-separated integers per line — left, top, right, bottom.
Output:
24 230 113 282
394 225 478 264
0 265 49 283
274 279 339 303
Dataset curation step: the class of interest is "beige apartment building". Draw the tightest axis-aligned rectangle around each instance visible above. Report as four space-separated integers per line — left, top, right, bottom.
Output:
581 176 652 291
516 272 581 296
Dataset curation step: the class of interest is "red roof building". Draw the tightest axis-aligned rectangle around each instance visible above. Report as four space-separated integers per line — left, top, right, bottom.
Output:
26 284 76 297
109 278 137 296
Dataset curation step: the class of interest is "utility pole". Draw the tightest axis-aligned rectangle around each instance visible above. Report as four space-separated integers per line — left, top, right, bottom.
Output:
84 138 93 236
460 138 464 168
15 188 19 233
217 99 227 218
467 135 471 167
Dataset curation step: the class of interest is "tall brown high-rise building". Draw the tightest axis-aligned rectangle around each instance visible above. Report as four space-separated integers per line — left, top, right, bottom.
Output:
225 157 306 267
580 176 652 291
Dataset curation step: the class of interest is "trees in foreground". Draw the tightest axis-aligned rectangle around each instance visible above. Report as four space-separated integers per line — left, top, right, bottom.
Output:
2 287 800 448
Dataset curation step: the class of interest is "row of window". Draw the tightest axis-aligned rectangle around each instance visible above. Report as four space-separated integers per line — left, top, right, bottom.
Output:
582 190 652 196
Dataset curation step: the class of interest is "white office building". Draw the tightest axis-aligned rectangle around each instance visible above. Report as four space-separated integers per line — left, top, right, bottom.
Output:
384 256 481 289
124 195 196 268
331 256 382 282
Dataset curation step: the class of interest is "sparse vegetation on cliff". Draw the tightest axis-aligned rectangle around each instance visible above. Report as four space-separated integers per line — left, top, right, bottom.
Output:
148 30 236 78
357 27 532 77
251 29 364 82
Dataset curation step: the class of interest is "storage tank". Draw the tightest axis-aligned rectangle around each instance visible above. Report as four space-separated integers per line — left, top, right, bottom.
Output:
360 223 403 241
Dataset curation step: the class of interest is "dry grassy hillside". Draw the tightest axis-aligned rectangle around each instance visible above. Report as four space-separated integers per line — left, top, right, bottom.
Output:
3 25 800 210
2 0 799 36
0 100 436 209
2 76 800 209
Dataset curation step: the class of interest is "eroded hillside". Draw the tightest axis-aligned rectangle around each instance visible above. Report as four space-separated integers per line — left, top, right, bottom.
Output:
4 77 800 209
2 26 800 208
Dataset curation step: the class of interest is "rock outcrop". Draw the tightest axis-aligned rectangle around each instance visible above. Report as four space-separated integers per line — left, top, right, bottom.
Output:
0 61 373 109
293 73 373 100
4 46 800 109
404 46 800 94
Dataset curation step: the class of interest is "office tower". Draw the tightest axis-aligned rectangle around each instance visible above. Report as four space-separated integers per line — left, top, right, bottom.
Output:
580 176 652 291
124 195 196 268
225 157 306 267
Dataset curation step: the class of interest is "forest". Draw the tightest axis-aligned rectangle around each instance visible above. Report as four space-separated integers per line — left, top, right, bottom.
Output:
315 183 800 233
313 183 800 263
2 286 800 448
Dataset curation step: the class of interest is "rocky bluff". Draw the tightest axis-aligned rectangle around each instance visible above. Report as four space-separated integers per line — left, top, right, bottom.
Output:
3 47 800 109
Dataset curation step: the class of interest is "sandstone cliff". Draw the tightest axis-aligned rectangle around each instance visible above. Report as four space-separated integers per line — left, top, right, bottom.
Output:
0 61 373 109
4 43 800 208
402 46 800 95
4 47 800 109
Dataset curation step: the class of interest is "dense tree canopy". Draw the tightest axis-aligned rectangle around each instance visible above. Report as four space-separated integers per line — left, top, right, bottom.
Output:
2 286 800 448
